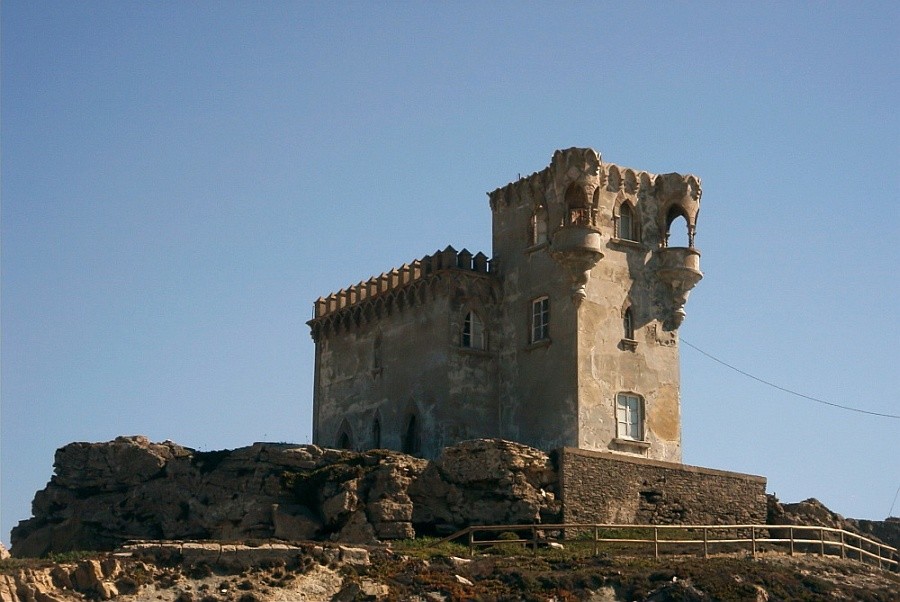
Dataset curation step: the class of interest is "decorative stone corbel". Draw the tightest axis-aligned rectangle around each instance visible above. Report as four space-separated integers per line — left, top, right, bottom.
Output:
655 247 702 328
550 225 604 304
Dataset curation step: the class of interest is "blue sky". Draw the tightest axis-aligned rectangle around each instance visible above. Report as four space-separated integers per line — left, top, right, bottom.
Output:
2 2 898 546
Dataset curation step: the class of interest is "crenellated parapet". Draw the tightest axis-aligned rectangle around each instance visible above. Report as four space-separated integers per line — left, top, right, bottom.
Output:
489 150 701 238
308 246 494 340
488 148 688 223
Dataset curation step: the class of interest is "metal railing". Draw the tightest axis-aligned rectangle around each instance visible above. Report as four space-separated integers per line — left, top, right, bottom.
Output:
432 523 898 571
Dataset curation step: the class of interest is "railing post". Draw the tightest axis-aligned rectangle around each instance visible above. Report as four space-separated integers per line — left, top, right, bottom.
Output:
654 527 659 560
751 526 756 559
840 530 845 559
468 529 474 557
703 527 708 559
820 529 825 557
531 525 537 556
789 527 794 556
593 526 598 557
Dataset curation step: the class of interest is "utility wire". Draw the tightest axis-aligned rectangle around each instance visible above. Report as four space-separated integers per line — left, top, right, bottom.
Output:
681 338 900 420
890 482 900 518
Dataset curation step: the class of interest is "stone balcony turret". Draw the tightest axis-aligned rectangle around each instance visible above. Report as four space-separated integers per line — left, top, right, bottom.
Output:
550 219 605 304
656 246 702 327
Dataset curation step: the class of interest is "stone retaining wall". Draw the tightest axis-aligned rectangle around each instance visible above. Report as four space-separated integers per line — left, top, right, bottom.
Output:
559 448 767 525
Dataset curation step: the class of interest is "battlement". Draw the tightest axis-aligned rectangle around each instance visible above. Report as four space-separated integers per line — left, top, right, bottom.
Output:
309 246 491 324
488 148 700 213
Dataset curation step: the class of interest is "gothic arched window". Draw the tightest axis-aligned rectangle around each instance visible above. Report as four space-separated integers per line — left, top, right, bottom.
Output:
462 311 486 350
336 419 354 450
402 413 420 455
618 203 638 242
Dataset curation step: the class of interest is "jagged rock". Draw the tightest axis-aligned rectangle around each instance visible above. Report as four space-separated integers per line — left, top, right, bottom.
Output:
53 435 190 491
410 438 560 530
272 503 323 541
368 499 413 523
323 485 360 526
12 437 567 556
767 495 900 554
334 509 377 544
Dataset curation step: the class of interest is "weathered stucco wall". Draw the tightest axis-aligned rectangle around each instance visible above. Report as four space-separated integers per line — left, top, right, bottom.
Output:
311 148 702 462
559 448 767 525
490 169 579 450
488 149 696 461
313 265 500 458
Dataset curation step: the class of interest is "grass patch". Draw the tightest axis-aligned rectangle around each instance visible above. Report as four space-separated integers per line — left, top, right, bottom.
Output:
389 537 469 560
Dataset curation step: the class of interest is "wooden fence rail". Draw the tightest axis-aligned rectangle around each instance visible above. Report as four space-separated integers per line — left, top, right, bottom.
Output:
432 523 898 572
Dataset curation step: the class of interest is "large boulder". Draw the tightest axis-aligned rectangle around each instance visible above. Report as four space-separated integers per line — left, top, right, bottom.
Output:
410 439 560 533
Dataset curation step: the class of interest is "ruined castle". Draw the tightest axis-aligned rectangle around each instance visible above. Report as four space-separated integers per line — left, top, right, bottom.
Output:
308 148 703 461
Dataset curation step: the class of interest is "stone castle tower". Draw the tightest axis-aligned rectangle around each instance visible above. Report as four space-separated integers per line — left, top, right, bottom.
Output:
308 148 702 462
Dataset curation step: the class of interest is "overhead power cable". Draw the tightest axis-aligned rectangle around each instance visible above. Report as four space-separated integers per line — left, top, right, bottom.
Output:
681 338 900 420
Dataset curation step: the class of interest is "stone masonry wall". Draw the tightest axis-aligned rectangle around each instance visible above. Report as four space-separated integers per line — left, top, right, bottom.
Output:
560 447 767 525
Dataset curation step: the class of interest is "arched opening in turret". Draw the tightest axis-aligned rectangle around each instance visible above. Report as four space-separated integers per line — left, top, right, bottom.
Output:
664 207 691 248
564 183 592 226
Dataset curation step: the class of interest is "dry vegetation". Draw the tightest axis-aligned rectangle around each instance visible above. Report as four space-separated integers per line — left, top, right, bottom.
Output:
3 540 898 602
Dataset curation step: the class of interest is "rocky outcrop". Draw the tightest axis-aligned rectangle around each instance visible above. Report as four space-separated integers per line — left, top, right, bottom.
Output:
11 436 561 557
0 542 370 602
767 496 900 551
410 439 560 534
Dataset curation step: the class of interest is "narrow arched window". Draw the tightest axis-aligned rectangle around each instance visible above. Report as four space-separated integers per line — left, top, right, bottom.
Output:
623 307 635 340
402 414 420 455
462 311 486 350
618 203 638 241
372 416 381 448
336 419 354 450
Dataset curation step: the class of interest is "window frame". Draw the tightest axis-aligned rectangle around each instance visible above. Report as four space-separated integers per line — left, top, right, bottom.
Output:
529 206 549 247
616 202 639 242
623 307 635 340
616 392 644 442
461 310 486 350
530 296 550 344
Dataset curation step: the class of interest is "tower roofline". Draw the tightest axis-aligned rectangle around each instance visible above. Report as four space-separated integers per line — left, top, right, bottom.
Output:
488 147 700 211
308 246 492 326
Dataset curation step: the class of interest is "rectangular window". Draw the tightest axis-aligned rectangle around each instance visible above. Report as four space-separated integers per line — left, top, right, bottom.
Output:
531 296 550 343
616 393 643 441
